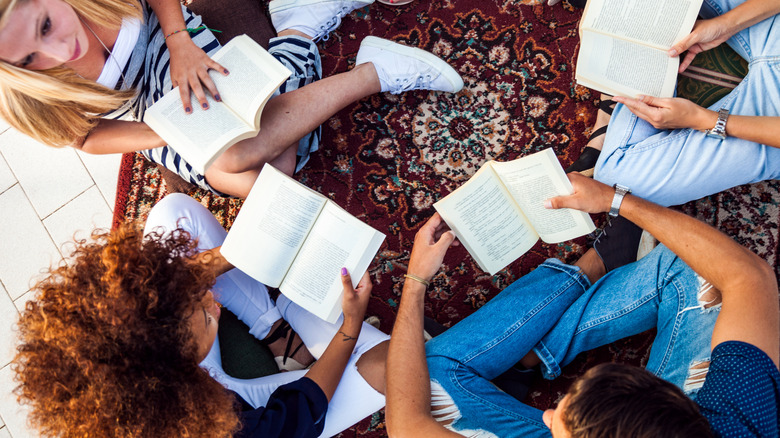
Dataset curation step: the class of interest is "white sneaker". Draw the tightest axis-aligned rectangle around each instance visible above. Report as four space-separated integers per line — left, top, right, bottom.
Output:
270 0 375 42
355 36 464 94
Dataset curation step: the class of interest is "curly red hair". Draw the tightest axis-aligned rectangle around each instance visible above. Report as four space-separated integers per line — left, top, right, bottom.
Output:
13 225 241 437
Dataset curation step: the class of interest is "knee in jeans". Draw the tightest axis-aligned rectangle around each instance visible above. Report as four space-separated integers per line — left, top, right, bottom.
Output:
430 380 459 426
681 275 722 313
697 279 722 310
430 381 499 437
683 359 710 394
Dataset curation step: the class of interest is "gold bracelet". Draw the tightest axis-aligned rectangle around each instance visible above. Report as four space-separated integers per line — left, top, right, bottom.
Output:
404 273 430 287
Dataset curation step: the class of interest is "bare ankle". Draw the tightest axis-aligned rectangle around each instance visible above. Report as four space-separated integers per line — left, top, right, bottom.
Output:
278 29 314 40
574 248 606 284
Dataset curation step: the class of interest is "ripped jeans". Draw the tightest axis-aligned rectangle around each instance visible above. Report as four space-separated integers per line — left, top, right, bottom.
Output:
425 245 720 438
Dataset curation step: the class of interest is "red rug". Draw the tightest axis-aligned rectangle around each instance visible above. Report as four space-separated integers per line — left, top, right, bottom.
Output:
113 1 780 436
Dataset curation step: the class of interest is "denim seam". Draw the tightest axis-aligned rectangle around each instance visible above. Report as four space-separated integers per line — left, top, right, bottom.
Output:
571 288 659 336
442 367 550 429
648 273 687 377
460 267 587 364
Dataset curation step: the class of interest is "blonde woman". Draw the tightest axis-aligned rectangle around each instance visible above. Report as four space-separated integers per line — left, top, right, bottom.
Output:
0 0 463 197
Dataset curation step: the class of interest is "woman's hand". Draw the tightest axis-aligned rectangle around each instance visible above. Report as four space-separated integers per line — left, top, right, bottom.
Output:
165 34 229 113
669 17 732 72
407 213 458 282
613 95 717 131
545 172 614 214
341 270 372 327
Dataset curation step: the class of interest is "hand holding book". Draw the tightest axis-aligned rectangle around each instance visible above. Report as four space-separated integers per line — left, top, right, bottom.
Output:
434 149 595 275
611 95 717 131
669 17 733 73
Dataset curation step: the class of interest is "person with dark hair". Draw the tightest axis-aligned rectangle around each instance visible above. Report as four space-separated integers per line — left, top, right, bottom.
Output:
386 173 779 437
14 193 389 437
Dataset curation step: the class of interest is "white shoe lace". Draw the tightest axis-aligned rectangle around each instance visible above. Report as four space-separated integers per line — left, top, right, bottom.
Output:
389 73 435 94
315 5 351 41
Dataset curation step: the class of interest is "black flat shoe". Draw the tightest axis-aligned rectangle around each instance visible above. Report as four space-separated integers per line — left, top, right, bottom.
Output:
592 216 644 273
565 145 602 174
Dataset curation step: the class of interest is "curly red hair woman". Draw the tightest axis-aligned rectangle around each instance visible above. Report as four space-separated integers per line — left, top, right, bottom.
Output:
13 193 390 437
14 225 241 437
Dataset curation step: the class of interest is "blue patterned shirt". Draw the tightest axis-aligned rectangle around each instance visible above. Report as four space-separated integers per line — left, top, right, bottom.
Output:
696 341 780 437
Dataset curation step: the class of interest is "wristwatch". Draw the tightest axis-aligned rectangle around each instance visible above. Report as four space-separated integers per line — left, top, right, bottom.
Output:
705 108 729 140
609 184 631 218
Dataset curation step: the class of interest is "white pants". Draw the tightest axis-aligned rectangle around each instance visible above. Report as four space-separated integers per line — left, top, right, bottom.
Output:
144 193 389 437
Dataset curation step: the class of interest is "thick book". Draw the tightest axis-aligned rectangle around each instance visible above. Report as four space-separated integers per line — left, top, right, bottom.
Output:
144 35 292 174
575 0 703 98
433 148 596 275
220 164 386 323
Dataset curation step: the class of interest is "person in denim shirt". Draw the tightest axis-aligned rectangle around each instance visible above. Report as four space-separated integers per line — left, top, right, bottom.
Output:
386 173 779 438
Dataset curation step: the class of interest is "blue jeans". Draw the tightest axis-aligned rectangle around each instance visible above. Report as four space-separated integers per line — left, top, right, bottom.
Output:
594 0 780 206
425 246 719 438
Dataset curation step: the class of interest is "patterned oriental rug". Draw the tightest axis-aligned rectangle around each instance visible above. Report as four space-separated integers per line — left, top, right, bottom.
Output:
114 1 780 436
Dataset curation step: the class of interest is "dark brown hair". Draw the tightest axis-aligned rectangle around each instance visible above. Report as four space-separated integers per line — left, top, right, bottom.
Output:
13 225 241 437
563 363 713 438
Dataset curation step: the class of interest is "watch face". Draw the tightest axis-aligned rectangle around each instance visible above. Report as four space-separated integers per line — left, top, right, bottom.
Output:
706 130 726 140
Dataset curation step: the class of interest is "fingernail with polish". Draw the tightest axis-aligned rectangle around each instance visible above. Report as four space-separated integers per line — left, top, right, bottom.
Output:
202 103 208 109
215 94 221 102
185 107 192 114
341 267 348 276
224 69 230 74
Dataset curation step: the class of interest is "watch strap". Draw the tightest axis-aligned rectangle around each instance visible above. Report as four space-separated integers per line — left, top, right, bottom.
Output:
705 108 729 139
609 184 631 218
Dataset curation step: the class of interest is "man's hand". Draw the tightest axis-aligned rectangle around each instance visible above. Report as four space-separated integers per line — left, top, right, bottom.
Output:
341 270 372 327
545 172 614 214
669 17 732 72
166 34 229 113
407 213 458 282
612 95 717 131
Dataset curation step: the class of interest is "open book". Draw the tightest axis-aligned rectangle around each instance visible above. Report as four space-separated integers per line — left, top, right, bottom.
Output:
144 35 292 174
576 0 703 98
434 148 596 275
220 164 386 323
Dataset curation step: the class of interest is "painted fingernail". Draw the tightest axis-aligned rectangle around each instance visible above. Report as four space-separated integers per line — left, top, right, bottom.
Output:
215 94 221 102
223 68 229 74
341 267 348 276
185 107 192 114
202 103 209 109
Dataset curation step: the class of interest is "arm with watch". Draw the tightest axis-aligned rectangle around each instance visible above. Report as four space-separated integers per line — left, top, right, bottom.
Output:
610 95 780 148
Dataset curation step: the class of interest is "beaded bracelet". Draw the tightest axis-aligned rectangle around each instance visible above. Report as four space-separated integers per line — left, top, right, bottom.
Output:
403 273 430 287
164 25 222 40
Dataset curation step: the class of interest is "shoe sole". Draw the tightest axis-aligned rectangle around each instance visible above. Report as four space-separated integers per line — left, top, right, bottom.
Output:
269 0 375 14
359 36 464 93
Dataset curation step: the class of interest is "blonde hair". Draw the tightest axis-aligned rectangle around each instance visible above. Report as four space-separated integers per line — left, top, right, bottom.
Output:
0 0 142 146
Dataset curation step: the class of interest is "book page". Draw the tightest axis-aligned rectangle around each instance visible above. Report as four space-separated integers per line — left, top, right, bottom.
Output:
576 31 678 98
280 203 385 323
210 35 292 129
582 0 702 50
492 149 595 244
221 165 326 288
144 92 254 174
434 165 539 275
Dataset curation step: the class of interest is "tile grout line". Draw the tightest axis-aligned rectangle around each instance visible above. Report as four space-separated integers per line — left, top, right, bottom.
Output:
74 151 119 214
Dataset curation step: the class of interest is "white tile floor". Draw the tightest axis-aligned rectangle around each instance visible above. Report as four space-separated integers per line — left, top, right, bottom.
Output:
0 121 120 438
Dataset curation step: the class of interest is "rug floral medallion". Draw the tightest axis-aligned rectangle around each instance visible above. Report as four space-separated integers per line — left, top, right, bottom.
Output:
117 1 779 436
